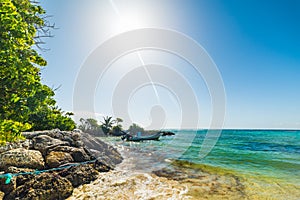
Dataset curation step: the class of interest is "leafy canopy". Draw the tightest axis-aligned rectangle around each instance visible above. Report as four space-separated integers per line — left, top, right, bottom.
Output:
0 0 75 144
78 118 104 136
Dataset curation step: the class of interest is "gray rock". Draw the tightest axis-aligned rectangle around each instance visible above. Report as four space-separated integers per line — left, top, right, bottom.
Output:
71 131 81 141
0 140 33 154
62 136 73 145
0 148 44 170
73 140 84 148
0 143 22 154
70 148 90 162
32 135 69 156
22 130 54 139
94 156 115 172
72 129 82 133
46 129 64 140
79 132 122 165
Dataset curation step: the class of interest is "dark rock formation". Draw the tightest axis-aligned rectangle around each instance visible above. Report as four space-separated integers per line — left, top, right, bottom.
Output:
6 167 35 187
32 135 69 156
59 164 98 187
0 129 123 200
5 173 73 200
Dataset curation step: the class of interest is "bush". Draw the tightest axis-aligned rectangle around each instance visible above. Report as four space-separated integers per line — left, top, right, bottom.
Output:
128 123 144 135
0 120 31 145
0 0 76 142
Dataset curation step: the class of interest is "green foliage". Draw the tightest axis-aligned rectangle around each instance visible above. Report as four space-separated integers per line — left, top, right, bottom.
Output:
79 116 125 136
128 123 144 135
0 119 31 145
100 116 114 135
0 0 75 144
111 125 122 134
78 118 104 136
28 107 76 131
110 118 124 135
115 118 123 126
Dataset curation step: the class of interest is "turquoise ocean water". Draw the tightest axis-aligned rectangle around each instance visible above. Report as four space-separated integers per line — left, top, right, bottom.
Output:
103 130 300 199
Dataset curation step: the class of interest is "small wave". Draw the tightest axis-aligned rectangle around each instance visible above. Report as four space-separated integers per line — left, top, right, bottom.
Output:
232 142 300 154
68 170 190 200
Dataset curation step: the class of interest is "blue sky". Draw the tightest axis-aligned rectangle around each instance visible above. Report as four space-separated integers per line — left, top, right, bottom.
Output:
40 0 300 129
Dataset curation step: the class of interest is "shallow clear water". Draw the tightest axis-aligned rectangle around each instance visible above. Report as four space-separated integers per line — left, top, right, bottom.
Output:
100 130 300 199
175 130 300 182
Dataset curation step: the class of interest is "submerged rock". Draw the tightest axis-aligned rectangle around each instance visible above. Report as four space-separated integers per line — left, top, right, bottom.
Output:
0 148 44 170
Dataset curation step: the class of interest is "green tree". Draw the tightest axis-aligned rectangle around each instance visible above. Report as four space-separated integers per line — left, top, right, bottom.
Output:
100 116 115 135
0 0 75 144
78 118 104 136
0 120 30 145
128 123 144 135
115 118 123 127
111 117 124 136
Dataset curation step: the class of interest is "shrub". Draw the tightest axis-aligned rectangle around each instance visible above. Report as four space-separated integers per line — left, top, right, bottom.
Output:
0 120 31 146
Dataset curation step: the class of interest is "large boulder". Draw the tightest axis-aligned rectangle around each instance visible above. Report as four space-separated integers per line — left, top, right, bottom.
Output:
6 173 73 200
49 146 91 162
79 132 123 165
59 164 98 187
94 156 116 172
0 148 44 170
32 135 69 156
46 151 73 168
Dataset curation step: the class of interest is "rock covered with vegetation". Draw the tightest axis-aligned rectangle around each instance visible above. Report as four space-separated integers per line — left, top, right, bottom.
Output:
0 129 123 200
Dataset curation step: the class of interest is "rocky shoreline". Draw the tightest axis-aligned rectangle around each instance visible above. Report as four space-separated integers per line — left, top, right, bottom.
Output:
66 139 246 200
0 129 122 200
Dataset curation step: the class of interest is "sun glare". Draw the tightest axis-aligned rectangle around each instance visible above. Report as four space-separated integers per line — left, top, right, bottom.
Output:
108 0 157 32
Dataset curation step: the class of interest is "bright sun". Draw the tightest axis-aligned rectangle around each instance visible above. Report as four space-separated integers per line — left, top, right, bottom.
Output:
108 0 156 32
